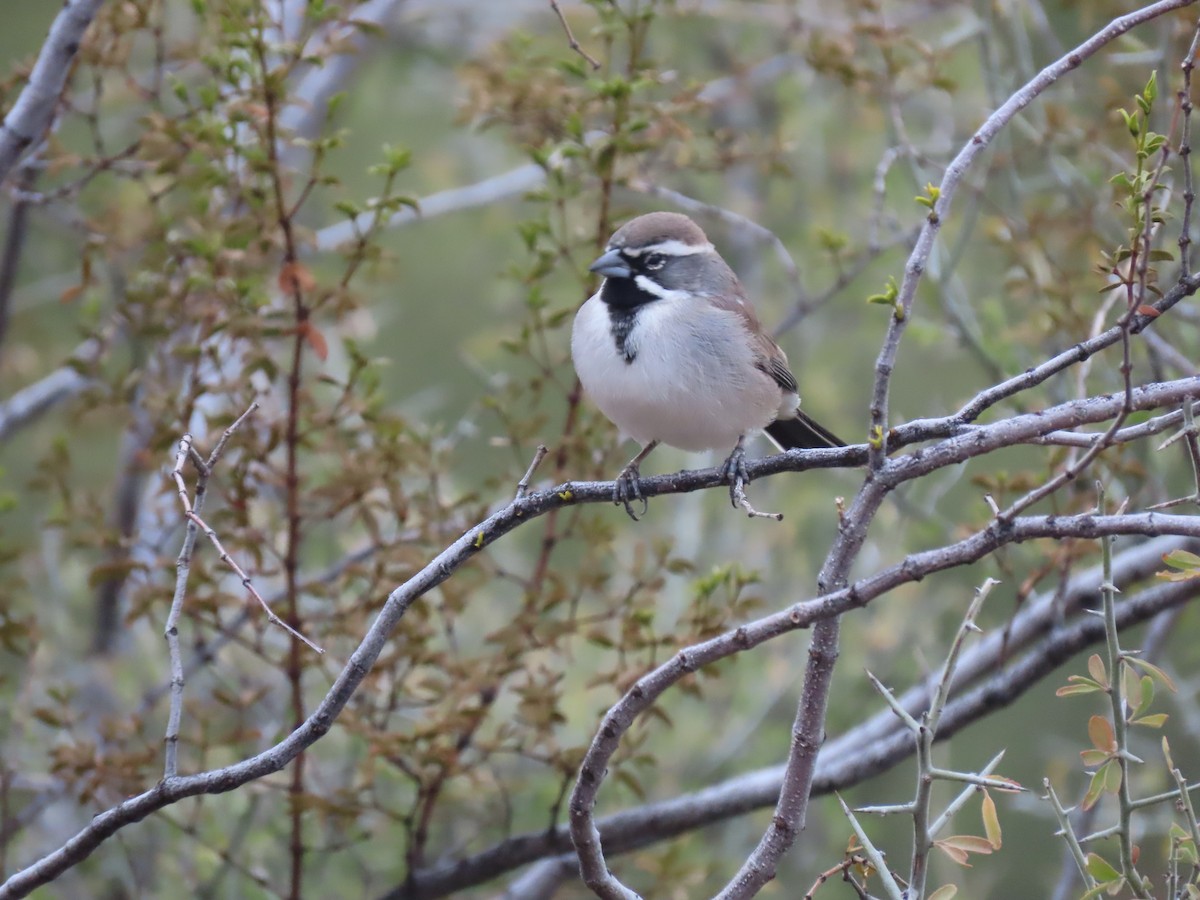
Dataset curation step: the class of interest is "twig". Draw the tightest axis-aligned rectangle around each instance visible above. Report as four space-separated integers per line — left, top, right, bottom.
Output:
277 0 406 148
164 434 199 780
1036 402 1200 448
515 444 549 500
1178 19 1200 276
167 405 324 659
413 580 1200 899
1096 485 1150 897
707 14 1200 890
803 856 867 899
549 0 602 70
163 404 288 777
313 53 804 254
1147 401 1200 509
837 796 904 900
0 161 38 359
1044 779 1095 894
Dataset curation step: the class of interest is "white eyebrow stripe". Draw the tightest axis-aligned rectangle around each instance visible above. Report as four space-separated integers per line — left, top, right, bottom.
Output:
621 239 715 257
632 274 691 302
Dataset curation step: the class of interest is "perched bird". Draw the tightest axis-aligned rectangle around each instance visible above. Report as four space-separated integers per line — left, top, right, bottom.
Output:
571 211 845 520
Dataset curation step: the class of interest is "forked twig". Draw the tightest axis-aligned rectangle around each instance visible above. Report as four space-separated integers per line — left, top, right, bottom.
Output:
549 0 602 70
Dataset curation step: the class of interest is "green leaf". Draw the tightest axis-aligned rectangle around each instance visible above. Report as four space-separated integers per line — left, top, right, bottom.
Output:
1086 852 1122 882
1057 680 1103 697
1123 656 1177 692
1162 549 1200 570
1130 713 1168 728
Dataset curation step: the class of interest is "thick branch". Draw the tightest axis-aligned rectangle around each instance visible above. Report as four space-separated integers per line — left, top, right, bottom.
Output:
0 0 108 185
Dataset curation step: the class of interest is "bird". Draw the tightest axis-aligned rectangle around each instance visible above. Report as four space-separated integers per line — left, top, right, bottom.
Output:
570 210 845 520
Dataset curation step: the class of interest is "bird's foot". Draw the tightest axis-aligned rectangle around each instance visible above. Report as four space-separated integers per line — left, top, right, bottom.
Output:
614 462 649 521
720 443 783 521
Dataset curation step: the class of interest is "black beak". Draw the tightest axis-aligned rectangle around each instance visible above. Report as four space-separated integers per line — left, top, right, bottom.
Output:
588 248 632 279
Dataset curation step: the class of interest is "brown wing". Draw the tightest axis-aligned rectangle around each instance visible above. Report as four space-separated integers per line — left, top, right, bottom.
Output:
754 339 798 394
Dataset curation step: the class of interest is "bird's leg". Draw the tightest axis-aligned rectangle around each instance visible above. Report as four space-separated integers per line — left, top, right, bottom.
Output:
720 435 783 521
614 440 659 521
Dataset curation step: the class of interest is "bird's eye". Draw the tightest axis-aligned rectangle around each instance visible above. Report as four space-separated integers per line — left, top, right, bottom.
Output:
644 252 666 270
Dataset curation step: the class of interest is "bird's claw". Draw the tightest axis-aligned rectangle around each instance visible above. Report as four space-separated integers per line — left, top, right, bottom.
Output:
614 463 649 521
720 445 783 521
719 446 751 509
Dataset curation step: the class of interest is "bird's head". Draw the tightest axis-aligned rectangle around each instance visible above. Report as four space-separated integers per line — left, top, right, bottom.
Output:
589 212 729 307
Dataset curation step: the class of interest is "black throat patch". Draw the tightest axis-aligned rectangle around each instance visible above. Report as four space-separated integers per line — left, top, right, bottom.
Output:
600 277 658 364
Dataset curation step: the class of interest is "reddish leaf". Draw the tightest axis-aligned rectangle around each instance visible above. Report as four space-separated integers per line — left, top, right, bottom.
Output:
1088 715 1116 752
298 321 329 361
279 260 317 295
1136 305 1160 317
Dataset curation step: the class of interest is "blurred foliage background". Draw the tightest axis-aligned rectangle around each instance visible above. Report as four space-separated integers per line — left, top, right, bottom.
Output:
0 0 1198 897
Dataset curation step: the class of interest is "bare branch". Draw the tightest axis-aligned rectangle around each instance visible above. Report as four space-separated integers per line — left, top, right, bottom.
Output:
866 0 1198 469
0 0 109 185
9 403 1194 900
568 511 1200 896
0 341 104 442
278 0 407 148
398 538 1196 898
314 163 547 252
548 0 601 70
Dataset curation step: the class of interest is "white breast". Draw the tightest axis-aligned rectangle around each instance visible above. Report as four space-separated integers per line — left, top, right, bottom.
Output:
570 290 782 452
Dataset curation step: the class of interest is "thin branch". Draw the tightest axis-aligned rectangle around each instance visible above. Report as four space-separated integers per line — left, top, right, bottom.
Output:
0 161 38 359
2 358 1197 897
168 410 322 655
549 0 601 70
164 434 198 779
313 164 547 252
515 444 549 500
707 11 1200 890
1036 401 1199 448
1178 19 1200 276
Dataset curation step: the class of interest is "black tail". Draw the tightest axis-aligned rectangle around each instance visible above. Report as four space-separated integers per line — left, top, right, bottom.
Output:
765 409 845 450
